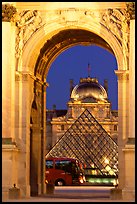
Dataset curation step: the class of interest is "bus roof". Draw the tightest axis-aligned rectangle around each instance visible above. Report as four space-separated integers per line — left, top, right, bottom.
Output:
45 157 78 162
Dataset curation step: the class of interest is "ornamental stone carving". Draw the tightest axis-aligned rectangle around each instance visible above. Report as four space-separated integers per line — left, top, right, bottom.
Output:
2 4 17 22
15 71 36 82
79 8 130 69
14 6 131 69
15 10 42 58
74 8 130 64
126 2 135 19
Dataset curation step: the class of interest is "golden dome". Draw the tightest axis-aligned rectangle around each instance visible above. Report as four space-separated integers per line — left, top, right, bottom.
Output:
71 77 108 102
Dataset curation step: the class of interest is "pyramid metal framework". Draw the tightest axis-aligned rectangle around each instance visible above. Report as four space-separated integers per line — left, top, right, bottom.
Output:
46 109 118 176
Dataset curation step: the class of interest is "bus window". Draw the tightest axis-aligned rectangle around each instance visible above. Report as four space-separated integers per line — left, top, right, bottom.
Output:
46 160 53 169
55 160 72 173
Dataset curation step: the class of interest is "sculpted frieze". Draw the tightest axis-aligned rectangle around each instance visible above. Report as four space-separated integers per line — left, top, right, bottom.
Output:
102 8 130 67
65 8 130 68
58 8 130 62
14 7 131 69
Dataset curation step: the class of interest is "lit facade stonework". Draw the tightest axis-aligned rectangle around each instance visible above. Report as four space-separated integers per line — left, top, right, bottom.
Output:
2 2 135 201
46 77 118 151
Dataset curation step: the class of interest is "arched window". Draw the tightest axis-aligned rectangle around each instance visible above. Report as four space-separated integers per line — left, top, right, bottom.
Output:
61 125 64 131
114 125 117 131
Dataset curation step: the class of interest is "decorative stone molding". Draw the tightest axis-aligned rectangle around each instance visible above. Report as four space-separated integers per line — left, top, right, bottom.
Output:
101 9 124 44
22 73 30 81
14 7 131 70
15 10 42 58
73 8 130 47
15 71 36 82
57 8 130 69
58 8 80 25
100 8 130 69
2 138 16 145
126 137 135 145
115 70 129 81
2 4 17 22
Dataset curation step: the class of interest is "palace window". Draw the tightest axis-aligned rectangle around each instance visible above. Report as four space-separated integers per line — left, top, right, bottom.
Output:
114 125 117 131
61 125 64 131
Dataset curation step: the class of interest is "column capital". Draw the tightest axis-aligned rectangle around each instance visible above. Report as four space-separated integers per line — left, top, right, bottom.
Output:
114 70 129 81
2 3 17 22
15 71 36 81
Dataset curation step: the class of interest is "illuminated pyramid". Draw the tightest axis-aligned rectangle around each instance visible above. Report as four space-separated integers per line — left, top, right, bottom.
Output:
46 109 118 176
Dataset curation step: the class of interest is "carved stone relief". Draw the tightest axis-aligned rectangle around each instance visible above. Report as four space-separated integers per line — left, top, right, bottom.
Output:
84 9 129 70
58 7 131 69
100 8 130 69
2 4 17 22
13 6 132 70
15 10 42 58
126 2 135 20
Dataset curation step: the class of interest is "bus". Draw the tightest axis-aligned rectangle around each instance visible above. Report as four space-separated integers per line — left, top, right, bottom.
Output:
45 157 85 186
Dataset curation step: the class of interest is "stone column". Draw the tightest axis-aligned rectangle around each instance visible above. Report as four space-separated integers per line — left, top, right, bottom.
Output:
115 70 129 190
114 3 135 200
128 19 135 140
2 4 16 141
2 4 19 201
29 79 41 196
122 17 135 201
29 79 48 196
41 82 48 194
14 71 36 198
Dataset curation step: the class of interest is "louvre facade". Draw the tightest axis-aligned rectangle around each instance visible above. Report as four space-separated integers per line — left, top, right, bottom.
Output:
46 76 118 176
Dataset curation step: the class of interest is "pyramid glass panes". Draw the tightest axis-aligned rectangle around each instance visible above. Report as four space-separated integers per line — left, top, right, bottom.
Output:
46 109 118 176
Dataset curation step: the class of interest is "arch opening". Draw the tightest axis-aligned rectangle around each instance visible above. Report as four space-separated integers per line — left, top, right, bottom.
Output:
30 27 119 194
46 45 118 110
34 29 115 80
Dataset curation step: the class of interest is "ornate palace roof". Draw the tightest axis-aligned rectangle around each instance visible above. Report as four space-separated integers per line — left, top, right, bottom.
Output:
70 77 108 103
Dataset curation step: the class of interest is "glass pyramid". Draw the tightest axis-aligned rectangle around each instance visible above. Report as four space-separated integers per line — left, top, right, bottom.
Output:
46 108 118 176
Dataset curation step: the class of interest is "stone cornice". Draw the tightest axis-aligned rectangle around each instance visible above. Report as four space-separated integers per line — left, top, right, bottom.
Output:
15 71 48 87
2 4 17 22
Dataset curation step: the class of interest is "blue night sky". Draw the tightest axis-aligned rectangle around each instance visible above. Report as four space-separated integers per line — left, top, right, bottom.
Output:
46 45 118 110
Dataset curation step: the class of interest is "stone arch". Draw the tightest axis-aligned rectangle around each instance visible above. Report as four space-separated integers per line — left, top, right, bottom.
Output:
18 22 124 194
21 20 124 78
2 2 135 200
20 19 123 196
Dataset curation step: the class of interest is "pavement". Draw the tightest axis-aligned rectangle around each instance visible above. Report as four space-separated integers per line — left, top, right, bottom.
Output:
3 186 135 202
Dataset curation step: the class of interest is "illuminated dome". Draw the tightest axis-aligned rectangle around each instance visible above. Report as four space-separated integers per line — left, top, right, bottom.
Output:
71 77 108 102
